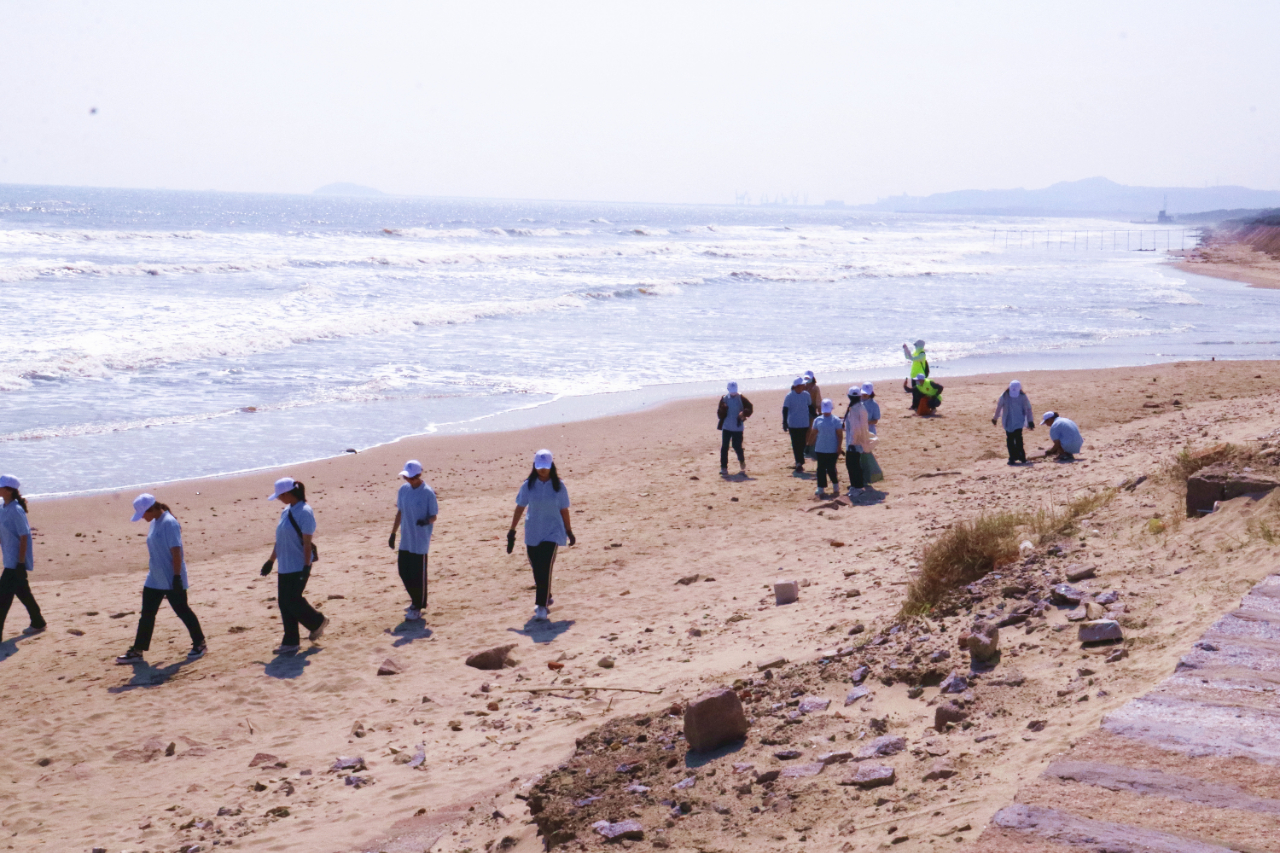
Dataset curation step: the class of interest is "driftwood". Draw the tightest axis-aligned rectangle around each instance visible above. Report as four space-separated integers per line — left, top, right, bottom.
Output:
519 685 664 695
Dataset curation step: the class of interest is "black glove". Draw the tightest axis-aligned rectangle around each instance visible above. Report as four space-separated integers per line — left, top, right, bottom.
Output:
567 531 577 547
15 562 27 572
388 532 397 550
415 518 430 527
260 559 274 576
506 529 516 554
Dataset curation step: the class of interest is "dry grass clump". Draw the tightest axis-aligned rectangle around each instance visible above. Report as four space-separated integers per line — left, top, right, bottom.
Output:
900 512 1022 617
1026 488 1116 544
1160 442 1256 487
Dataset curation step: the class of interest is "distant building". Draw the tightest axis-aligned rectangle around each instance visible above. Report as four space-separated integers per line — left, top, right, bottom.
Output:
823 199 845 208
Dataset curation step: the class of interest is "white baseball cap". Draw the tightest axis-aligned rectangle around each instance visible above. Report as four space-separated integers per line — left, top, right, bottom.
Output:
861 382 874 395
804 370 815 380
821 398 833 414
533 449 554 470
914 339 926 349
726 381 739 394
0 474 19 490
1040 411 1057 423
792 376 805 387
268 477 296 500
400 460 423 479
915 373 927 381
131 493 157 522
847 385 859 397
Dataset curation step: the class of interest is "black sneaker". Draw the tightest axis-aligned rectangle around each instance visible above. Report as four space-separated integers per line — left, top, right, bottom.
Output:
187 643 207 660
115 649 144 665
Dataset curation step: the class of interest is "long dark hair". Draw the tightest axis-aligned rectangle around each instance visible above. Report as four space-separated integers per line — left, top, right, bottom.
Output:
5 487 28 514
290 481 307 503
527 464 562 492
152 501 174 520
844 393 859 420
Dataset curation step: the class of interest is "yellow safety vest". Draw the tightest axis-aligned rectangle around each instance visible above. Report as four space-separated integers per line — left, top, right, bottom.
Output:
908 348 929 379
917 378 940 397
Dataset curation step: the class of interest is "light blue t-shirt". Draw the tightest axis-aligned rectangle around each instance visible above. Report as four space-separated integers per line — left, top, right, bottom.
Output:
145 512 188 590
0 501 33 571
516 478 571 546
864 399 881 433
397 482 439 555
721 395 745 433
275 502 317 574
783 390 812 428
1050 417 1084 454
811 413 842 454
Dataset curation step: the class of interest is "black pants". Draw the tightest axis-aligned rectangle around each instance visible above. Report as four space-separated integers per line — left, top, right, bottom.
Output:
1005 429 1027 463
0 568 45 637
845 448 866 489
527 542 558 608
720 430 744 468
815 451 839 490
787 427 808 467
278 568 324 646
397 550 429 611
133 585 203 652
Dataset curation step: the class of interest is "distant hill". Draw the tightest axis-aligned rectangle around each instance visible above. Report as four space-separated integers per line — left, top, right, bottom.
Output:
862 177 1280 218
313 182 386 197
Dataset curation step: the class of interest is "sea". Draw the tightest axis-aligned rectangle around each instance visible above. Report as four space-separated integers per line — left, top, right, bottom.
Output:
2 184 1277 496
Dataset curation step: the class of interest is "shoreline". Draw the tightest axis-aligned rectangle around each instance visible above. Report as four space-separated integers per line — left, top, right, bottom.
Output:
1172 238 1280 290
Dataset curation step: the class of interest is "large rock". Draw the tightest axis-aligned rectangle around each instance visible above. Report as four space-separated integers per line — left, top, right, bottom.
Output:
844 764 896 788
1186 462 1280 517
1079 620 1124 643
684 687 749 752
592 819 644 841
854 735 906 760
774 581 799 605
934 701 968 731
960 622 999 664
466 644 517 670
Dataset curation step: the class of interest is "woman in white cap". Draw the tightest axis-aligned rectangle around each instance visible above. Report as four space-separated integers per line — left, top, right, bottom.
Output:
806 399 844 498
0 475 46 641
716 381 753 475
843 388 872 496
781 377 813 472
114 494 205 664
858 383 884 484
992 381 1034 465
801 371 821 459
261 478 327 654
387 460 438 622
506 450 575 622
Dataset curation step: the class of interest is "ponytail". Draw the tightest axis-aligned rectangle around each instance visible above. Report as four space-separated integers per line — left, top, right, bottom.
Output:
526 463 563 492
290 481 307 503
151 501 173 519
11 488 28 514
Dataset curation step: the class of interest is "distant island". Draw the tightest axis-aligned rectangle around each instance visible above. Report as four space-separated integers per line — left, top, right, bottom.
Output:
313 182 387 197
862 177 1280 219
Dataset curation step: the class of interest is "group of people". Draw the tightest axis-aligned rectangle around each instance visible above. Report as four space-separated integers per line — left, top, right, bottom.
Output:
0 447 578 661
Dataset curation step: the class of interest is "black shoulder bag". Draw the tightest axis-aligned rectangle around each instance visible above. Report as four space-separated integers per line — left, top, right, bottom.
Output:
287 506 320 563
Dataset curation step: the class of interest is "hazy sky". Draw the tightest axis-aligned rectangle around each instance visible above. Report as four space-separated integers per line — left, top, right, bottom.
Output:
2 1 1277 204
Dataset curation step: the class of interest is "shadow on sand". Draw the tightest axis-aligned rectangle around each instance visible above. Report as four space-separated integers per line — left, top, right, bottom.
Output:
509 618 575 644
108 656 201 692
260 646 322 680
389 621 434 647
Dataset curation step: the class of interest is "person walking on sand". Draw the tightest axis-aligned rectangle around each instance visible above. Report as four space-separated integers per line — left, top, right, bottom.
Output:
902 341 929 407
260 478 327 654
114 494 205 664
992 381 1035 465
387 460 438 623
506 450 576 622
1040 411 1084 462
782 377 812 472
0 475 46 641
843 388 873 497
717 381 753 475
801 371 821 458
807 399 844 498
857 383 884 484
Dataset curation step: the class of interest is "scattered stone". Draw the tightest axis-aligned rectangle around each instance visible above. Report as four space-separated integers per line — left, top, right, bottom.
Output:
845 686 870 705
1026 720 1047 732
854 735 906 760
344 776 371 788
66 628 85 636
266 805 291 817
960 622 999 664
934 702 968 731
1095 590 1119 605
547 661 564 671
818 750 854 765
755 769 781 783
1065 566 1097 583
1106 647 1129 663
938 672 968 694
1051 584 1086 605
989 669 1026 687
848 623 866 635
683 687 750 752
1085 602 1107 620
907 686 924 699
351 721 366 738
850 665 869 683
671 776 696 790
1079 620 1124 643
592 819 644 841
923 759 957 780
757 657 788 672
1066 606 1088 622
625 784 650 794
1019 540 1035 557
331 756 366 772
780 761 825 778
774 581 799 605
774 749 803 760
798 697 830 714
687 627 703 637
466 644 518 670
165 742 176 757
249 752 278 767
377 658 402 676
675 574 700 586
844 764 896 788
929 649 951 663
598 656 616 669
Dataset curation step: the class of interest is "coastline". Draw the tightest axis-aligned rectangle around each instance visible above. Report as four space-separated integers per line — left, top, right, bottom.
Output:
1173 239 1280 290
7 357 1280 853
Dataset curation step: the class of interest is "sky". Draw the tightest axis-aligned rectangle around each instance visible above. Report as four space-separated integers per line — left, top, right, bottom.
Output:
1 1 1277 205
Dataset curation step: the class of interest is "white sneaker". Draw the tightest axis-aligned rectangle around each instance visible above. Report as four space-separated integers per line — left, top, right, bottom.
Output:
534 606 549 621
815 489 827 498
405 608 421 621
273 644 300 655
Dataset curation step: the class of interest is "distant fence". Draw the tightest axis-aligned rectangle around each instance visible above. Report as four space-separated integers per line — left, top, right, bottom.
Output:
992 229 1194 252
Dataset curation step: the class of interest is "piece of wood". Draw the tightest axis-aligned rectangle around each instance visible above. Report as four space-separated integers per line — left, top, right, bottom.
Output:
519 685 664 695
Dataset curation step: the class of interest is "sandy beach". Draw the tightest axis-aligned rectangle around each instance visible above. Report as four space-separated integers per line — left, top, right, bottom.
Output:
1173 228 1280 290
3 358 1280 852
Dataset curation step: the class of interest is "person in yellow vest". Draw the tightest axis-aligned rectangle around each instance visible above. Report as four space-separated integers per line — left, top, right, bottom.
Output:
902 341 928 409
913 374 943 415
